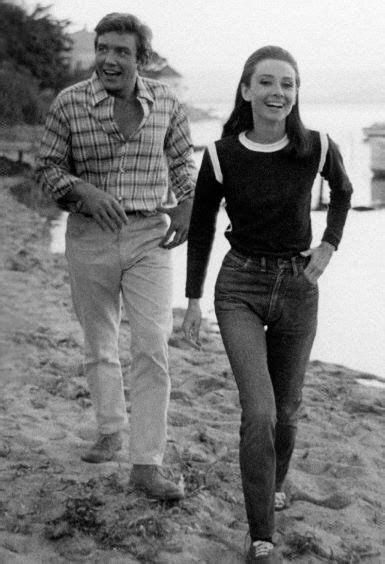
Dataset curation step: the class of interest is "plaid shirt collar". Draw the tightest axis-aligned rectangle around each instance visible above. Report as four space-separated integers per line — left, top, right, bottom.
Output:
89 72 154 107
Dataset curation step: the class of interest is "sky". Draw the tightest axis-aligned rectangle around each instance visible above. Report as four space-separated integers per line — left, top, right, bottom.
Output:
20 0 385 103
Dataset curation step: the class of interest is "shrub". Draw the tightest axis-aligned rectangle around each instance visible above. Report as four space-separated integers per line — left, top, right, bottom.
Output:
0 64 43 124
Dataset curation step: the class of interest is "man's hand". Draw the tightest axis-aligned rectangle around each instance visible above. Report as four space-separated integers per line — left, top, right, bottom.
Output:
73 182 128 232
300 241 335 284
158 198 193 249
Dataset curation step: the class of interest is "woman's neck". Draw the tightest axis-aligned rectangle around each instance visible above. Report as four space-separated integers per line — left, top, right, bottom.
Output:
246 123 286 144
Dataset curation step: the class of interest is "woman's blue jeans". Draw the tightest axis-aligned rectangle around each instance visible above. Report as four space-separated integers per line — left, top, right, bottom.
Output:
214 249 318 541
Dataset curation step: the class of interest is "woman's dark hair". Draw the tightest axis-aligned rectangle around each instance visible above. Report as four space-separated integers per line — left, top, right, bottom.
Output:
94 13 153 68
222 45 311 157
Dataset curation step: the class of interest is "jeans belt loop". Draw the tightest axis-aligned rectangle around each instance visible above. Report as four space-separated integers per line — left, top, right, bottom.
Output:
260 257 266 272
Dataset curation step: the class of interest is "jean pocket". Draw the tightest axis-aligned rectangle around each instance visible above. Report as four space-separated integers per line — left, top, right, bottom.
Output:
301 269 318 288
221 250 249 270
66 212 96 240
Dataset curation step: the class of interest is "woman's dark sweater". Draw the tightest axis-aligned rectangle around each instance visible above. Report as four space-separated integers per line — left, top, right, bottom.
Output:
186 130 353 298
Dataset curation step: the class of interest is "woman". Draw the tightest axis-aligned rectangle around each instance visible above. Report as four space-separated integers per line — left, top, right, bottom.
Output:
183 46 352 564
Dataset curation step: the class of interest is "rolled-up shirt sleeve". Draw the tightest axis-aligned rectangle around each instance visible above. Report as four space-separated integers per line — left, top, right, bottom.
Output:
35 96 80 201
164 99 196 202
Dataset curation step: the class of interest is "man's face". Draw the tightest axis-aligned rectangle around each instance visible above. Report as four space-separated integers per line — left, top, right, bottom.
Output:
95 32 138 97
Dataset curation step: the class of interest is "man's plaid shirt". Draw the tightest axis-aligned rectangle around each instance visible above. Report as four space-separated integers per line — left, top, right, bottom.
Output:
36 73 196 212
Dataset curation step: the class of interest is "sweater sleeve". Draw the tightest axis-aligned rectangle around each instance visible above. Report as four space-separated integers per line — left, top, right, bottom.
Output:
185 147 224 298
320 135 353 249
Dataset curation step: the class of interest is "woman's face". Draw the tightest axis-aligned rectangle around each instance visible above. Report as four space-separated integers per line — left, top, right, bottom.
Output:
241 58 297 127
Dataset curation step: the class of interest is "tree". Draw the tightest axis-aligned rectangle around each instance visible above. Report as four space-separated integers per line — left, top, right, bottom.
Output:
0 62 43 124
0 1 72 92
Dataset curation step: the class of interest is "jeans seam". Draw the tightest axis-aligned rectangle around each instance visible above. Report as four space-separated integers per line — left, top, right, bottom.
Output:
267 271 282 323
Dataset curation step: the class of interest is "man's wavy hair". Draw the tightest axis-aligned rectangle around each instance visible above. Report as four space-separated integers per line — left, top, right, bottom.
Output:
94 13 153 68
222 45 312 157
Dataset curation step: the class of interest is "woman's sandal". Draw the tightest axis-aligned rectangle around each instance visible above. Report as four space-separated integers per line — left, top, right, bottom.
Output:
274 491 287 511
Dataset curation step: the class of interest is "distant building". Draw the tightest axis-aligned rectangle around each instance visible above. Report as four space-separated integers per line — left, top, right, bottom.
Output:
363 123 385 208
69 28 185 100
69 29 95 71
371 178 385 208
363 123 385 178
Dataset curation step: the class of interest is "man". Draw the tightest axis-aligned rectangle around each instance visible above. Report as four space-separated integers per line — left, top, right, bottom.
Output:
35 13 196 501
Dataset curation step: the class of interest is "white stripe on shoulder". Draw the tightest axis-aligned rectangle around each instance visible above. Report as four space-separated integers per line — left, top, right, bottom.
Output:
318 131 329 174
207 142 223 184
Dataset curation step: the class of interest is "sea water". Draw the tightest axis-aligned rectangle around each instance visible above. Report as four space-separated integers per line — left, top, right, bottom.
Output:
50 102 385 379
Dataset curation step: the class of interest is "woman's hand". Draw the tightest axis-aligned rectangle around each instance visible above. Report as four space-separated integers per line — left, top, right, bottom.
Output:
300 241 335 284
182 299 202 350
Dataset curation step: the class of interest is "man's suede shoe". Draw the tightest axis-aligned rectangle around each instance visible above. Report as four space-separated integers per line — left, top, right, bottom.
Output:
81 432 122 463
130 464 184 501
246 541 282 563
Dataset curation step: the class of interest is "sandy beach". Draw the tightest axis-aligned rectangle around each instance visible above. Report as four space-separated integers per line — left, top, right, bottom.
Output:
0 174 384 563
